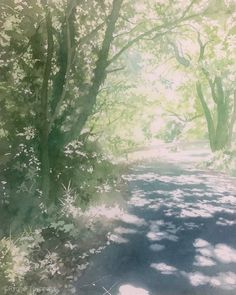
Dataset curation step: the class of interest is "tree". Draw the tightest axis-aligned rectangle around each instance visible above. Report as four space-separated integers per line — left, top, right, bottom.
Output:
196 29 236 151
154 2 236 151
1 0 124 203
0 0 205 207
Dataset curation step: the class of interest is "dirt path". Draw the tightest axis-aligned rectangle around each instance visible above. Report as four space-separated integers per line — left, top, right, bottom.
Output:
76 148 236 295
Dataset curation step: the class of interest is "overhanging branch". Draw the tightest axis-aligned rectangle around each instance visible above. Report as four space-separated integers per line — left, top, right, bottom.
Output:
108 0 199 65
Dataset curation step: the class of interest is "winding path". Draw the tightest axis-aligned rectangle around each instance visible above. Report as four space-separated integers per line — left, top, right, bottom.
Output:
76 147 236 295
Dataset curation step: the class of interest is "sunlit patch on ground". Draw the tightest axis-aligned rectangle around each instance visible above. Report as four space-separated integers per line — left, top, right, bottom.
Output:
151 263 177 275
194 255 216 267
126 143 210 165
118 284 149 295
124 172 161 183
147 230 178 241
214 244 236 263
108 226 137 244
114 226 137 235
194 239 210 248
179 207 213 218
128 195 152 207
216 217 236 226
120 212 147 226
146 220 179 242
218 195 236 205
126 165 236 221
150 183 236 219
183 271 236 290
81 203 148 229
76 148 236 294
107 233 129 244
194 238 236 264
84 204 124 220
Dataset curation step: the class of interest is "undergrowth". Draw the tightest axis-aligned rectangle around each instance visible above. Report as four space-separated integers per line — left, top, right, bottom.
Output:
0 137 128 294
204 149 236 176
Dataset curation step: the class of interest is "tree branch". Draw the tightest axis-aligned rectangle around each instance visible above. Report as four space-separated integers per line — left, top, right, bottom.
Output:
79 21 105 46
197 31 209 62
201 68 218 104
164 109 187 122
181 0 197 18
49 11 74 130
40 3 53 127
196 31 220 106
187 113 203 121
113 22 144 39
167 37 190 67
209 78 218 104
106 66 125 73
65 0 124 144
108 0 199 65
165 108 203 123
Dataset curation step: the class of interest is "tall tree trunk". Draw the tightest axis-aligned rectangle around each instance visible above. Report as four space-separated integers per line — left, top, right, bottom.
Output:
197 77 233 152
228 90 236 148
196 82 216 151
215 99 229 150
214 77 229 150
39 2 53 202
65 0 123 145
197 34 231 152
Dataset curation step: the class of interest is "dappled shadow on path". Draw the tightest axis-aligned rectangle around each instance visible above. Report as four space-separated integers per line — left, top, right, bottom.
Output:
76 159 236 295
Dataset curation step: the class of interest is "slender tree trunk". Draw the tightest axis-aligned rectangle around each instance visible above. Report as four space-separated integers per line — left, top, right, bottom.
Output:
65 0 123 145
196 78 234 152
214 77 229 150
228 90 236 148
39 3 53 202
215 99 229 150
40 126 50 200
196 82 216 151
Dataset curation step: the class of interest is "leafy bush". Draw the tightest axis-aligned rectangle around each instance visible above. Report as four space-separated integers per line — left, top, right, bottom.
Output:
0 130 126 294
205 149 236 175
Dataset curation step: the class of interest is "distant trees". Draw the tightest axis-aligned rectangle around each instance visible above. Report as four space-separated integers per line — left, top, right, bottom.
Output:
159 2 236 151
196 30 236 151
196 78 236 151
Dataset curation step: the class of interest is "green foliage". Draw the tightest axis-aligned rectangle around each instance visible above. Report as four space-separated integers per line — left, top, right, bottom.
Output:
205 149 236 175
1 0 236 293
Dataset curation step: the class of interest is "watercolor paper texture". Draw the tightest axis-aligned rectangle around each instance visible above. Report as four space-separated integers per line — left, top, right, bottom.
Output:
0 0 236 294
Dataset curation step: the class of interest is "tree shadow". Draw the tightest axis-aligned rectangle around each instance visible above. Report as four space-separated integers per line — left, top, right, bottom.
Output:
76 160 236 295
